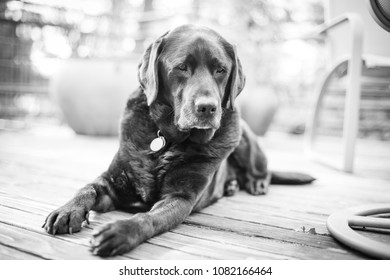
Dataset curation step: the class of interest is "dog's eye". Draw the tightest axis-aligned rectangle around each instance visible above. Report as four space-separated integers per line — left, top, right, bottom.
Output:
177 63 188 71
216 67 226 74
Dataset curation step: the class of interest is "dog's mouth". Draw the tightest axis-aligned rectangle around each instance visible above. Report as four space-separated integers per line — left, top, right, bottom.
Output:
174 124 216 144
177 120 219 132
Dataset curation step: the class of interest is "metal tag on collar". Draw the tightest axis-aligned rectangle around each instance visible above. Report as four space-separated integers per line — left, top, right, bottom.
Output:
150 130 166 152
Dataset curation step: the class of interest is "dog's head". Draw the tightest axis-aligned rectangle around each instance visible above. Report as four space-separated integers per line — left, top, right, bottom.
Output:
138 25 245 143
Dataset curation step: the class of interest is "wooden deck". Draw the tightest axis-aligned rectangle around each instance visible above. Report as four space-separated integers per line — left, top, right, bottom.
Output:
0 125 389 260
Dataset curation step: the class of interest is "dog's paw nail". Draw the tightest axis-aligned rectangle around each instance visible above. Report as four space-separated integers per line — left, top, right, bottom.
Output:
69 227 73 235
85 213 90 225
41 223 46 229
52 228 57 235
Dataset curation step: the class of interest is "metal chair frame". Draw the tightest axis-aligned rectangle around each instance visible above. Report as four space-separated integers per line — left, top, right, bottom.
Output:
305 13 364 173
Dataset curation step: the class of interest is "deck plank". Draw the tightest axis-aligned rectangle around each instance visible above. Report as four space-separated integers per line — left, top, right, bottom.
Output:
173 223 360 260
0 245 44 260
185 214 363 259
0 223 104 260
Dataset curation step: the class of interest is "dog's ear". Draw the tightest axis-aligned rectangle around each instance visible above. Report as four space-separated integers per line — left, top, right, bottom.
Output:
224 45 246 110
138 32 168 105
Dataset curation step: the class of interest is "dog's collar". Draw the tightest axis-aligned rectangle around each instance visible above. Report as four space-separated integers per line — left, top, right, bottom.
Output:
150 130 167 152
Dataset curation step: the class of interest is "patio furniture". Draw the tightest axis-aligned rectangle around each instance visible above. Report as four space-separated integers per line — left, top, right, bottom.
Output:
319 0 390 260
305 0 390 173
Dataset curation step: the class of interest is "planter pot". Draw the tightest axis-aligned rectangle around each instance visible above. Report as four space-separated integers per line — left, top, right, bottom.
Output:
50 58 139 136
237 86 279 136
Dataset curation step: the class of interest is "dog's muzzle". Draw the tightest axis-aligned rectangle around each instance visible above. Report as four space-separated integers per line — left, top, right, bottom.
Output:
177 96 222 131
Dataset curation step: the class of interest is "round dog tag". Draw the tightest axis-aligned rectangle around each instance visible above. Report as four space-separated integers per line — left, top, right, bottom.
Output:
150 130 166 152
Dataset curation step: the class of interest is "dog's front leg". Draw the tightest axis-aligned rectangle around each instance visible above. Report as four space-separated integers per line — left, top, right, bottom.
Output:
43 173 116 235
89 193 196 256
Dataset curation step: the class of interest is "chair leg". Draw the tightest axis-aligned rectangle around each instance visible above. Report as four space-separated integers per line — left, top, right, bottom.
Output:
342 49 363 173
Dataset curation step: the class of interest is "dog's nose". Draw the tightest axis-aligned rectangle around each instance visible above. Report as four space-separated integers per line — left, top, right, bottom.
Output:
195 98 218 117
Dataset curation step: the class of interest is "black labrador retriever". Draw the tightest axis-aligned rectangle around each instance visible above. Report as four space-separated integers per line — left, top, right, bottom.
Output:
43 25 314 256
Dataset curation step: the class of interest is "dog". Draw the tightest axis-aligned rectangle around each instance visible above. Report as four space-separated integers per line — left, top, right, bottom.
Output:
43 25 315 257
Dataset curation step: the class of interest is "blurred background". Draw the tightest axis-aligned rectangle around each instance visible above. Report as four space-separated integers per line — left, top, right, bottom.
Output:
0 0 389 140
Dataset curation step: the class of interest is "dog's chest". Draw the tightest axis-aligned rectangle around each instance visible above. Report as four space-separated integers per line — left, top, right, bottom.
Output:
116 141 182 203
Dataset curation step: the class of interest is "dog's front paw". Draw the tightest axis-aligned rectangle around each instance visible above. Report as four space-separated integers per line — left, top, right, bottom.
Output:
90 219 145 257
43 205 89 235
245 173 271 195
